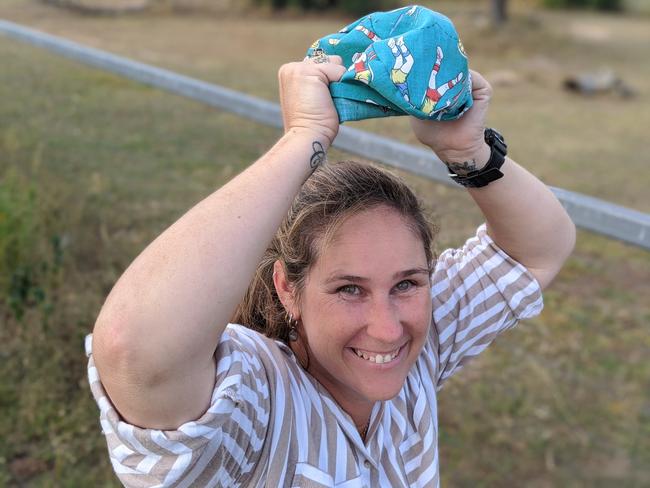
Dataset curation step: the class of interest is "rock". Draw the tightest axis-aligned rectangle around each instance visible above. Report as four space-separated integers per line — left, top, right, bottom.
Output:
564 70 636 98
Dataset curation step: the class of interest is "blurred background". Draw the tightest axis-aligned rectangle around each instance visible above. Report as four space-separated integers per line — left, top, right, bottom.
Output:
1 0 649 486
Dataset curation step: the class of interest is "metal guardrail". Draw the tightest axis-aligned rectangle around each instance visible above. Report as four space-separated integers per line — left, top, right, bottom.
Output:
1 19 649 251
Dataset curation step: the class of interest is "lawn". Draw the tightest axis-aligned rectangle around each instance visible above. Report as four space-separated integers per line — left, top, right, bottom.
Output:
1 0 649 486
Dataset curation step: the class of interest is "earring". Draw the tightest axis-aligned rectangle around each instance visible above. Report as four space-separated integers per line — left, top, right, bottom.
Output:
288 313 298 342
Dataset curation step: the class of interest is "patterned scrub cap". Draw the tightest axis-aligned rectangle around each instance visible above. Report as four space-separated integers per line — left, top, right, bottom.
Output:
306 5 472 122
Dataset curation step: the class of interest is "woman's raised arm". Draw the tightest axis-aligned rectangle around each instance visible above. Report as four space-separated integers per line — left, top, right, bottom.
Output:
91 58 346 429
410 70 575 288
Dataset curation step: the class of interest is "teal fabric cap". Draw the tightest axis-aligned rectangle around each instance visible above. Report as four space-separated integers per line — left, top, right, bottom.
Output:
306 5 472 122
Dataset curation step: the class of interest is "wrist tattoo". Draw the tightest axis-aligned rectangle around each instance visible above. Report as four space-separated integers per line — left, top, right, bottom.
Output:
309 141 326 171
446 160 476 176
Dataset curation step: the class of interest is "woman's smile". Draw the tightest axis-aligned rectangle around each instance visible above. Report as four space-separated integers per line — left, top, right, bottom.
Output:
348 342 407 365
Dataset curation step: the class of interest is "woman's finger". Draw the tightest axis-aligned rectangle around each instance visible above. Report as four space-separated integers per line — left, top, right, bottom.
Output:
316 61 347 83
469 70 492 100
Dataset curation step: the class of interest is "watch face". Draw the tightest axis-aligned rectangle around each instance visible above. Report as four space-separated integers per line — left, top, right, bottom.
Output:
485 128 499 142
485 128 507 154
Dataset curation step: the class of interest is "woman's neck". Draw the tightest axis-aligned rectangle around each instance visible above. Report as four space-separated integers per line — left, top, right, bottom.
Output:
290 340 374 437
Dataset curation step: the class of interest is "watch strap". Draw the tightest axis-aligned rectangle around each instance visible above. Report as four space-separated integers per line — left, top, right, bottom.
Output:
448 128 508 188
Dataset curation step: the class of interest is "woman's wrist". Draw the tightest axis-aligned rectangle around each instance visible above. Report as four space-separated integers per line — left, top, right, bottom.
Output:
440 141 491 176
284 127 331 150
276 128 330 173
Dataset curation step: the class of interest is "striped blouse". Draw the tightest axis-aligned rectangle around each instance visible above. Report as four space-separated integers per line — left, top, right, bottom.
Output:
86 225 543 487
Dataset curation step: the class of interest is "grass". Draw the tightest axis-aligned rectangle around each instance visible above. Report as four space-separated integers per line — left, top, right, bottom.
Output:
0 1 649 486
0 38 280 486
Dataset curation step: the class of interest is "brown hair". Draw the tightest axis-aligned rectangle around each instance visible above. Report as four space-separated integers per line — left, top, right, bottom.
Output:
232 160 436 342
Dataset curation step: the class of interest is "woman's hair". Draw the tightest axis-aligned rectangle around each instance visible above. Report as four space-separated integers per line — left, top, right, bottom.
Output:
232 160 436 342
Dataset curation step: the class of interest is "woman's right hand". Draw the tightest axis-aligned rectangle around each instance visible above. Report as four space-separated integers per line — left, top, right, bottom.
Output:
278 56 346 147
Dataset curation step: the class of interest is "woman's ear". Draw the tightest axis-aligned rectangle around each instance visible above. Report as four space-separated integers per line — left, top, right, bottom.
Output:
273 260 298 318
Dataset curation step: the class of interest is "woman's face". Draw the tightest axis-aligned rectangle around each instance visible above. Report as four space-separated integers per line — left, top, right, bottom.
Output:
289 206 432 419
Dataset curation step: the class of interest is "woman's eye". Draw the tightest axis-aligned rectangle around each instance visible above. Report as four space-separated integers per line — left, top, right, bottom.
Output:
395 280 414 292
338 284 361 296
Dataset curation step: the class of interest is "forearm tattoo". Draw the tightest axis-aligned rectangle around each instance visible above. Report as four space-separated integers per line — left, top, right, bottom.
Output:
309 141 326 171
446 160 477 176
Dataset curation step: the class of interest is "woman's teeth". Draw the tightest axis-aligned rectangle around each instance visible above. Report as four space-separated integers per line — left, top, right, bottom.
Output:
353 347 400 364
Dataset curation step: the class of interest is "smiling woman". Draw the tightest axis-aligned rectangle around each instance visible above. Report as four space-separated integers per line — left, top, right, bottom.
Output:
251 169 435 431
86 20 575 488
283 206 433 425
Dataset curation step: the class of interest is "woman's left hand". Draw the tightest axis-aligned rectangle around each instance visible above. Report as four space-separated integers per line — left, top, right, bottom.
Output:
410 70 492 165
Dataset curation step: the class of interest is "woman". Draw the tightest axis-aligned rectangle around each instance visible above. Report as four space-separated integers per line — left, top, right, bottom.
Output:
87 55 575 486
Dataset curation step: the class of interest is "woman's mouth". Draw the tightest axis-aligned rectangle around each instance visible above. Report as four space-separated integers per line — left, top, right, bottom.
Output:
351 345 403 364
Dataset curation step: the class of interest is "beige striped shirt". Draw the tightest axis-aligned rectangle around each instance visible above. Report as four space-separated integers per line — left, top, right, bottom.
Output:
86 225 543 487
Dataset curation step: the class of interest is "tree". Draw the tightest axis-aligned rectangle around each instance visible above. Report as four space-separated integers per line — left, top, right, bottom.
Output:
492 0 508 24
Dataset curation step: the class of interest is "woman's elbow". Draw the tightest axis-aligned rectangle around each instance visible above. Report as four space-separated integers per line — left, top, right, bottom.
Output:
532 218 576 290
92 312 139 384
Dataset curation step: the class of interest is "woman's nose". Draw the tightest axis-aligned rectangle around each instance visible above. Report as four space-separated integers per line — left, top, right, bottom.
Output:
365 296 403 343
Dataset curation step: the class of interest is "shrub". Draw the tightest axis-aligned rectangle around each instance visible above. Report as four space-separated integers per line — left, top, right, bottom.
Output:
254 0 400 15
0 166 63 321
543 0 622 11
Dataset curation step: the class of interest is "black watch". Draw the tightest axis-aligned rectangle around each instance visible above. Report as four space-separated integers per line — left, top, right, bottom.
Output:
448 128 508 188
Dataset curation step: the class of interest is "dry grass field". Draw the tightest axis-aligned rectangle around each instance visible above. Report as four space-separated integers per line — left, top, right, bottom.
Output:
1 0 649 486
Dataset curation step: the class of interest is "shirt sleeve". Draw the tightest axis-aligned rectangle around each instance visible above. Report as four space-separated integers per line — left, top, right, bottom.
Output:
85 325 273 487
429 224 544 390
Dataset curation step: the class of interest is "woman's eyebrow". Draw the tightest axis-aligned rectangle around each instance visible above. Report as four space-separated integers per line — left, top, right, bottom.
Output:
395 268 430 279
324 267 430 284
324 273 369 284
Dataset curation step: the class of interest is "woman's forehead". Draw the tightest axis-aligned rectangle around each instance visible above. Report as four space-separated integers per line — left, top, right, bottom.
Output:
322 205 421 244
311 207 428 274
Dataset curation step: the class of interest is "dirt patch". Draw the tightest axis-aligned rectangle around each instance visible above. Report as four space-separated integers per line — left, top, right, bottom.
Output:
9 455 49 481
